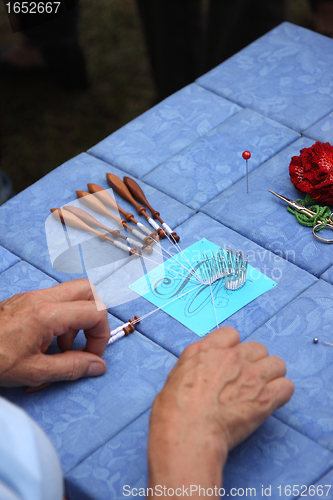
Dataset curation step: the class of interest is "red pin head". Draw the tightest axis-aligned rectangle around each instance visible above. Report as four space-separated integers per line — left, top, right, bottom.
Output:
242 151 251 194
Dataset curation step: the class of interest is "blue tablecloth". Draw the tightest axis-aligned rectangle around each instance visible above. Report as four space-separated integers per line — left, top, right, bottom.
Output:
1 22 333 500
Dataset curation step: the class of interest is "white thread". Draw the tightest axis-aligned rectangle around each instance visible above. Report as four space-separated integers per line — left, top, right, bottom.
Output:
147 218 160 231
106 248 246 347
162 222 173 235
141 242 203 284
137 222 152 236
131 228 146 242
108 330 125 344
110 323 130 336
136 283 203 324
140 232 204 283
110 326 122 335
140 251 202 286
146 218 202 283
209 283 219 330
164 231 203 284
127 237 143 249
113 240 131 253
107 283 207 345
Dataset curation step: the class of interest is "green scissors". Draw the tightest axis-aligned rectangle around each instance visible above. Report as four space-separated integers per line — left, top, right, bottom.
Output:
269 190 333 243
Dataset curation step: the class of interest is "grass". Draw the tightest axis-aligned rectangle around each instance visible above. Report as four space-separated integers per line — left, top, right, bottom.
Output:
0 0 315 195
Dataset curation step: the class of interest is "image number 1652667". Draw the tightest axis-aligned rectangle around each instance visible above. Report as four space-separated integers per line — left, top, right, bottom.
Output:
5 2 61 14
4 1 79 33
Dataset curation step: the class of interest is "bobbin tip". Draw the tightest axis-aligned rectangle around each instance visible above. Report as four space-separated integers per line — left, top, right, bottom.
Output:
143 245 153 255
170 232 180 243
130 248 141 258
157 228 167 239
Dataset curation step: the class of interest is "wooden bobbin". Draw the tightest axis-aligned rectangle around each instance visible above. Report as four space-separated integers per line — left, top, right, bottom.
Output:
123 176 160 219
97 231 141 257
170 232 180 243
142 244 153 255
143 235 154 245
129 248 141 257
123 316 140 336
123 176 179 240
88 183 159 241
98 233 108 242
107 173 167 239
156 227 167 239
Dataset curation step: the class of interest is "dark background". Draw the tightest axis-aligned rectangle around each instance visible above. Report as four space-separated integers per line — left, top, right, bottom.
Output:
0 0 313 195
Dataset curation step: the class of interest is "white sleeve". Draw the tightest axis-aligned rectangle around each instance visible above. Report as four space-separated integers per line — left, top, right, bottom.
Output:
0 396 63 500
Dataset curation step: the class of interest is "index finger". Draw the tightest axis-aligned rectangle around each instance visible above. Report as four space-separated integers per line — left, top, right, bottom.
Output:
47 301 110 357
35 279 97 304
202 326 240 349
179 326 240 363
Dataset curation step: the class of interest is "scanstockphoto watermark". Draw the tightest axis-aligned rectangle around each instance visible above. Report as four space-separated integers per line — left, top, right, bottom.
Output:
3 0 80 33
163 240 296 283
165 238 296 267
123 485 257 497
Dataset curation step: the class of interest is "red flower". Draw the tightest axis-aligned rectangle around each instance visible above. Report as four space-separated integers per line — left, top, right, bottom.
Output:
289 141 333 205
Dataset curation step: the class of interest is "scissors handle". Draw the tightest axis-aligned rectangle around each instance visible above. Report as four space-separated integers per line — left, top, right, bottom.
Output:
312 214 333 243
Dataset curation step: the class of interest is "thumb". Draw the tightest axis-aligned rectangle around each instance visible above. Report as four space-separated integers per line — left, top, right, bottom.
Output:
33 351 107 384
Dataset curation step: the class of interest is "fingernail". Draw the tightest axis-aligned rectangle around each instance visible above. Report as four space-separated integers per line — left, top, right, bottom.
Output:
87 362 107 377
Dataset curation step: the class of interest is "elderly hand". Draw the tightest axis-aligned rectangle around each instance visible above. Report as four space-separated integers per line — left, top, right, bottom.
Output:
0 279 110 387
148 327 294 497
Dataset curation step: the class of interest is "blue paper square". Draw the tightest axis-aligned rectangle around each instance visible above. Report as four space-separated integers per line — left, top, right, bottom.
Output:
105 212 316 357
130 238 276 336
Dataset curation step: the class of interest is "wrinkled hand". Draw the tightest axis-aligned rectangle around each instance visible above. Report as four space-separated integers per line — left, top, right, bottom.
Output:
0 279 110 387
148 327 294 496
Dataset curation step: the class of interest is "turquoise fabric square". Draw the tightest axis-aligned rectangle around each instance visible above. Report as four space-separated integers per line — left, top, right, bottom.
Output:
129 238 276 336
104 212 316 357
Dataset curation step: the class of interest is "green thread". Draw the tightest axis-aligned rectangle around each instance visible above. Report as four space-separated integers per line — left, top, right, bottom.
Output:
287 193 332 232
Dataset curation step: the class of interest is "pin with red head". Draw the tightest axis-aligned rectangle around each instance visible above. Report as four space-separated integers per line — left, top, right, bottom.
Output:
242 151 251 194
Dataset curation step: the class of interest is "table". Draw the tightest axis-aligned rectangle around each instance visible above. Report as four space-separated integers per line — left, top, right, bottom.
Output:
1 22 333 499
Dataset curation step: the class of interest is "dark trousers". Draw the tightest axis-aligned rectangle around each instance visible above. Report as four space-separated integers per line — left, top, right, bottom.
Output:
136 0 202 100
137 0 285 101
